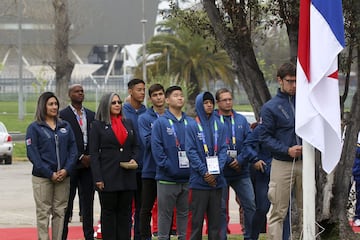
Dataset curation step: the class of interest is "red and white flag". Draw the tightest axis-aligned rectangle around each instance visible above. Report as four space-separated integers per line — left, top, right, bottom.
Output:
296 0 345 173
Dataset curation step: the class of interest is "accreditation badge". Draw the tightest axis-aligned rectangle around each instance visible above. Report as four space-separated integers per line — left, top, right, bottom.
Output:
178 151 189 168
227 150 237 158
206 156 220 174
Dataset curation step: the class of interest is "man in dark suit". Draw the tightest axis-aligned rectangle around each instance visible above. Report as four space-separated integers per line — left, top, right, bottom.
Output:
60 84 95 240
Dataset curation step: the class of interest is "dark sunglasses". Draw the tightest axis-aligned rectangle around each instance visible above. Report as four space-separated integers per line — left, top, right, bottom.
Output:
111 100 122 105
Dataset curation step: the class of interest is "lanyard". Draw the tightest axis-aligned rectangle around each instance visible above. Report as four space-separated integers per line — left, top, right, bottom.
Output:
76 113 83 126
220 113 236 149
168 118 187 150
72 107 87 146
196 117 218 156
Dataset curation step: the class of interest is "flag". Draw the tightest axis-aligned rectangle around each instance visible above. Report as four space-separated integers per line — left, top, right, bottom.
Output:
296 0 345 173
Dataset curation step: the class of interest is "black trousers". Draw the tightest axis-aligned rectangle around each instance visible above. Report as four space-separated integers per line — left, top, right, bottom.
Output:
99 190 133 240
132 172 142 240
139 178 157 239
63 167 95 240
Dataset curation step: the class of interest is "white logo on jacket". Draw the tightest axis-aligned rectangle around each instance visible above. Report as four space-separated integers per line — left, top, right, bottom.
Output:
166 127 174 135
197 132 203 141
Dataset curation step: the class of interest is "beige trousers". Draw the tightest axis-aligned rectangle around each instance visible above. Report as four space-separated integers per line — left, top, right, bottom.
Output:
267 159 303 240
32 175 70 240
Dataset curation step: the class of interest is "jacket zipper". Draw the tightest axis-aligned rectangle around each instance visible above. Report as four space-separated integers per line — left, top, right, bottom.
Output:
55 134 61 171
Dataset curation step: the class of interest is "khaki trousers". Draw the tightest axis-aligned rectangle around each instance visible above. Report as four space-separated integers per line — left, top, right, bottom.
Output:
267 159 303 240
32 176 70 240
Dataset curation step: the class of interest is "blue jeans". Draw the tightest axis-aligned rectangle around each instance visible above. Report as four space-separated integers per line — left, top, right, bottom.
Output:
220 177 255 240
250 168 290 240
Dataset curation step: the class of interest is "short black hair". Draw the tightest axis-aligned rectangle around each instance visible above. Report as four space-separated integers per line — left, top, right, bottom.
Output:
128 78 145 89
148 83 165 96
165 86 182 98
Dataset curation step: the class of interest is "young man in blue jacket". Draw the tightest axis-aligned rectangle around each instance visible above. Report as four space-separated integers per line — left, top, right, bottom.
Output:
138 83 166 240
243 123 290 240
259 62 302 240
151 86 191 240
214 88 255 240
186 91 227 240
123 78 147 240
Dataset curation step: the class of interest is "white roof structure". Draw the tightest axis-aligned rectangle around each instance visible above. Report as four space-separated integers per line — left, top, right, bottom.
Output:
25 64 103 81
121 44 143 68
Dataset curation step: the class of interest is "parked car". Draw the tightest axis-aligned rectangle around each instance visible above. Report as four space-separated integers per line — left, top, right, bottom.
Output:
0 121 13 164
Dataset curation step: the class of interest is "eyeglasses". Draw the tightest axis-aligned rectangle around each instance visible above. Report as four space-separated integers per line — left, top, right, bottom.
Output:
283 78 296 84
218 98 232 103
111 100 122 105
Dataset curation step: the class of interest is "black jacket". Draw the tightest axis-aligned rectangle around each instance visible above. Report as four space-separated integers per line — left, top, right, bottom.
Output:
60 106 95 168
89 119 139 192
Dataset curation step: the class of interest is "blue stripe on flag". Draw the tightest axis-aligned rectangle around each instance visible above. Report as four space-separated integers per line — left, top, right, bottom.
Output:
311 0 345 47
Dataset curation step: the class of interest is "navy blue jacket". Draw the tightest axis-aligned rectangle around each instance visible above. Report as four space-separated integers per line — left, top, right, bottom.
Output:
123 102 146 170
151 110 191 183
243 126 272 176
352 146 360 180
138 107 159 179
185 93 227 189
352 133 360 180
26 119 77 179
214 110 251 179
259 89 301 161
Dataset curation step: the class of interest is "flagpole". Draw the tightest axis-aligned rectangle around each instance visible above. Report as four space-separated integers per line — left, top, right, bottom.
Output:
303 140 316 239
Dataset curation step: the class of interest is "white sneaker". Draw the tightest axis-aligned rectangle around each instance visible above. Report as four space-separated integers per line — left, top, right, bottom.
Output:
353 219 360 227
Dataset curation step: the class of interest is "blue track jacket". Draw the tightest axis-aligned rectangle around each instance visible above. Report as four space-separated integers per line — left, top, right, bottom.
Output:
259 89 301 161
352 133 360 180
185 92 227 189
26 119 77 179
123 102 146 169
243 125 272 176
138 107 160 179
151 109 191 183
214 110 251 179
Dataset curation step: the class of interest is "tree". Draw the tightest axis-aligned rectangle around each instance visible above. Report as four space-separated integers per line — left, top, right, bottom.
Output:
135 19 235 114
202 0 271 117
53 0 74 108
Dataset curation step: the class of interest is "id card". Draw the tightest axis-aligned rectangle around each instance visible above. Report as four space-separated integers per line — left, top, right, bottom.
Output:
227 150 237 158
206 156 220 174
178 151 189 168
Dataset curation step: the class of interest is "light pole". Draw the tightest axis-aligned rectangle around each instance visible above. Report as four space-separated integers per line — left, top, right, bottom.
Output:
141 0 147 106
17 0 24 120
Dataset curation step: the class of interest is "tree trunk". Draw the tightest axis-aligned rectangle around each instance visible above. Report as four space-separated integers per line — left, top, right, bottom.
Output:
203 0 271 117
53 0 74 109
186 68 201 117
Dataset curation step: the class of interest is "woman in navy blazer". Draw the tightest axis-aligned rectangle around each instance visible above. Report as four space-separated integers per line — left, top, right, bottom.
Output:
90 92 139 240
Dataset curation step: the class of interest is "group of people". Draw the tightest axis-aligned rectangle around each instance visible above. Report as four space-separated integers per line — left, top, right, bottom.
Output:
25 62 303 240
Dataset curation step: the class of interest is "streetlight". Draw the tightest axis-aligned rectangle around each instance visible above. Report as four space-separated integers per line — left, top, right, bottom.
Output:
141 0 147 106
17 0 24 120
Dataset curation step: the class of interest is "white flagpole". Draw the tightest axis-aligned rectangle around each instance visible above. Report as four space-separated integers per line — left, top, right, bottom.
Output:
303 140 316 239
